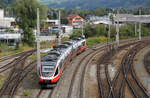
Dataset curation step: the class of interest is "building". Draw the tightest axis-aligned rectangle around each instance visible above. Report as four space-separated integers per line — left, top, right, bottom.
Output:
114 14 150 23
0 9 15 28
62 25 73 33
67 14 84 26
86 15 112 25
0 9 20 44
45 19 59 26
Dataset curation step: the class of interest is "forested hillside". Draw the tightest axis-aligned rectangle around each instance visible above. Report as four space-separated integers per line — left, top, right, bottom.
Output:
38 0 150 9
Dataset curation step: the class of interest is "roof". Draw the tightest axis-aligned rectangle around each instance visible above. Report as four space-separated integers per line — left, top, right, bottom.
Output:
115 14 134 18
67 14 82 19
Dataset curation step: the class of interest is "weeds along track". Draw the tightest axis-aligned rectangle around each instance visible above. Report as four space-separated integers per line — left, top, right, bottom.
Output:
97 38 150 98
0 50 35 98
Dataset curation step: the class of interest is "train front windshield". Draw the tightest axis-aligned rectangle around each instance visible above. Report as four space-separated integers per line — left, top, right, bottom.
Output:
41 61 56 77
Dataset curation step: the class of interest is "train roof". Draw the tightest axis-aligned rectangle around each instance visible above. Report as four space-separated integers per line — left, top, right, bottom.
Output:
78 36 85 39
63 41 73 45
42 54 58 61
48 50 61 56
54 44 70 49
72 37 85 41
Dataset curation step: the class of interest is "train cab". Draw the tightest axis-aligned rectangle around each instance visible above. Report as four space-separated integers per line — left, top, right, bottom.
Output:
39 36 86 88
39 54 62 87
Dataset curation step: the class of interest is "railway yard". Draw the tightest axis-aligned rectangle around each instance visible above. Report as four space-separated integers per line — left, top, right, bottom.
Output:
0 37 150 98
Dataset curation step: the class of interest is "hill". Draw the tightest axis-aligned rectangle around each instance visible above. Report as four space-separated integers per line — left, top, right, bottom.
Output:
38 0 150 9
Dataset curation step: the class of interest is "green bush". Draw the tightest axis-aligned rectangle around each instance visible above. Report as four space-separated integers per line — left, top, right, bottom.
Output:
70 23 150 41
86 36 109 46
87 37 101 46
84 24 107 38
70 29 82 39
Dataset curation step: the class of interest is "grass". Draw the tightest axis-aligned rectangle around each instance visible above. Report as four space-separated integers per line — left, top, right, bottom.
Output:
0 43 33 58
23 90 30 96
86 36 111 46
0 75 7 89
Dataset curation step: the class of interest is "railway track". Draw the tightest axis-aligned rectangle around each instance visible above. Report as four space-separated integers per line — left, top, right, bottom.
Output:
0 50 36 73
1 37 148 98
97 39 141 98
0 49 35 62
144 50 150 74
97 38 148 98
36 89 54 98
119 41 150 98
67 41 115 98
97 39 150 98
66 37 146 98
0 50 35 98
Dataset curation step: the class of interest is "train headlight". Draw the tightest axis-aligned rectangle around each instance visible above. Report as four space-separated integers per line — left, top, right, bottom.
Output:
40 78 44 83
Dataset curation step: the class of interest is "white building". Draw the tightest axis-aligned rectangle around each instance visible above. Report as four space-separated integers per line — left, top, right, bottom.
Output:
87 15 112 25
0 9 15 28
45 19 59 26
62 25 73 33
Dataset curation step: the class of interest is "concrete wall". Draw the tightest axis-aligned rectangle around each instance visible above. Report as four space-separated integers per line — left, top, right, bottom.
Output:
0 9 4 19
0 33 21 40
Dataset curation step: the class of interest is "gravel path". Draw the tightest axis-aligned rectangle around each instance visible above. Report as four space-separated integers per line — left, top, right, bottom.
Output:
83 50 104 98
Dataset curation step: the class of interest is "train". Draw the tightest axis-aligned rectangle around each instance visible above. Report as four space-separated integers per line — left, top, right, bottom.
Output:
38 36 86 88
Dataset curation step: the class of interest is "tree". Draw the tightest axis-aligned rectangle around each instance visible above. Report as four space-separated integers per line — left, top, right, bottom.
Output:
12 0 47 46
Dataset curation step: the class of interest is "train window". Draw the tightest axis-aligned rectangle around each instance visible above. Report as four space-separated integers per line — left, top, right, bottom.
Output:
82 42 85 46
54 68 59 76
60 62 63 68
48 53 60 57
63 42 72 45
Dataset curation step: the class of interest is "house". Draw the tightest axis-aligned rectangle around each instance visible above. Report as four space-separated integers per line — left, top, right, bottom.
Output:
67 14 84 26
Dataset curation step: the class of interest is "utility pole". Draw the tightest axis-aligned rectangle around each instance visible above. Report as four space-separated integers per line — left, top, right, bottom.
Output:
139 8 142 40
135 22 137 36
108 23 111 39
58 10 61 45
116 9 119 47
37 8 41 74
82 21 84 37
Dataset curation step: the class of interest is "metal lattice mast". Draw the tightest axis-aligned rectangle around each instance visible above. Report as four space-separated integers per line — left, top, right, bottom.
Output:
58 10 61 45
116 9 120 47
37 8 41 74
82 21 84 37
139 9 142 40
108 23 111 39
135 22 137 36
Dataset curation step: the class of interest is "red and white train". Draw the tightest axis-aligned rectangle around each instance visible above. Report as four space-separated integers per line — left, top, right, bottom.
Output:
38 36 86 88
